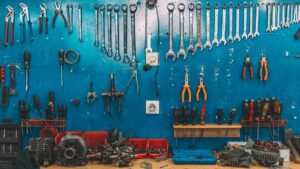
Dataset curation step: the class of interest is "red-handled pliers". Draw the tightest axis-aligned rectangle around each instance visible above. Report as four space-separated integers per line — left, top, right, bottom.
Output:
4 6 15 46
242 55 254 79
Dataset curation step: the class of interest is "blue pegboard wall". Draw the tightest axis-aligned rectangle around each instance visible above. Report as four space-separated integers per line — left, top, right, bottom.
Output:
1 0 300 149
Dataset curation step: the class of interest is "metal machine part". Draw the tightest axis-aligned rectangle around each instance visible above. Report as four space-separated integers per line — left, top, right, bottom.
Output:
28 137 55 167
219 146 252 167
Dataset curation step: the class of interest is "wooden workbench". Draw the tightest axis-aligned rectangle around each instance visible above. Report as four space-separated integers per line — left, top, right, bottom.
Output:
43 159 299 169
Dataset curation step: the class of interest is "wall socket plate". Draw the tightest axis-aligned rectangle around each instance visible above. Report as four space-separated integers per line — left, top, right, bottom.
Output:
146 100 160 114
146 52 160 66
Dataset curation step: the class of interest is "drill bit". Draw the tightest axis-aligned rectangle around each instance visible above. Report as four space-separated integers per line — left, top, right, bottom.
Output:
24 51 31 92
58 49 64 87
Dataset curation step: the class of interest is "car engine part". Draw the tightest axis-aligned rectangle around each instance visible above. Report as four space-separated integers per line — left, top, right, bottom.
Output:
219 145 252 167
28 137 55 167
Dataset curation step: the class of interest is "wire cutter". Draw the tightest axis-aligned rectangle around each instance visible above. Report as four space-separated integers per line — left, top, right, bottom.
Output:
19 3 33 42
196 76 207 102
52 1 67 28
4 6 15 46
259 54 268 81
39 3 48 34
125 67 139 93
181 68 192 103
242 55 254 79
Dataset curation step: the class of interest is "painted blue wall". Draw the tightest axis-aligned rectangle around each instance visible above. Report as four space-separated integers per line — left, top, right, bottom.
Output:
0 0 300 150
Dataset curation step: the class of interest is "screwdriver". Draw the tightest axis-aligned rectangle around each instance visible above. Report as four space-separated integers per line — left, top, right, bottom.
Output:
59 49 64 87
24 51 31 92
0 66 5 89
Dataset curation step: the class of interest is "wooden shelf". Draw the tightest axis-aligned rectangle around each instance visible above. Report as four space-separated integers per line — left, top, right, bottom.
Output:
173 124 242 138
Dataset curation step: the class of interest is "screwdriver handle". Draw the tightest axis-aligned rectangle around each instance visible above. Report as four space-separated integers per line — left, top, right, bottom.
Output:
59 49 64 65
24 51 31 69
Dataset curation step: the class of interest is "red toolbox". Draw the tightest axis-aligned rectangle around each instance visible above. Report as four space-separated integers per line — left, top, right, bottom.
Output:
147 139 169 158
128 138 148 159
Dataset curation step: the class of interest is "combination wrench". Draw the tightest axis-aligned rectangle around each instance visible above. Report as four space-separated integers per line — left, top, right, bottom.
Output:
234 3 241 42
177 3 187 59
186 3 195 55
114 5 121 61
291 3 294 24
220 3 227 45
293 4 297 23
100 5 107 54
254 3 260 37
78 5 82 42
129 4 137 67
276 3 281 29
145 33 152 53
121 4 130 64
166 3 176 61
242 2 248 39
298 3 300 22
212 3 219 46
204 3 212 50
248 3 254 38
227 3 234 42
193 3 203 55
271 3 276 31
266 3 271 32
107 4 113 57
286 3 290 28
281 3 286 28
94 5 99 47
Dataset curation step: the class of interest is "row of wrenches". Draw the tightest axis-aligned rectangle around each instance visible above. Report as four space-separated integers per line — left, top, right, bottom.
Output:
166 2 261 61
266 3 300 33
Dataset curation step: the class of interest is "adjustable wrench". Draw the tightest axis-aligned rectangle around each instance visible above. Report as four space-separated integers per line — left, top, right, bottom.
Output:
100 5 107 54
121 5 130 64
227 3 234 42
193 3 203 54
114 4 121 61
248 3 254 38
254 3 260 37
166 3 176 61
186 3 194 55
219 3 227 45
212 3 219 46
204 3 212 50
129 4 137 67
271 3 276 31
94 5 99 47
234 3 241 42
286 3 290 28
78 5 82 42
177 3 187 59
281 3 286 28
276 3 281 29
107 4 113 57
242 2 248 39
266 3 271 32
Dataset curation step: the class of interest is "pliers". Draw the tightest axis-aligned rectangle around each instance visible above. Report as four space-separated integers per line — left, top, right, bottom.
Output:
196 76 207 102
125 67 139 93
259 54 268 81
181 68 192 103
52 1 67 28
242 55 254 79
39 3 48 34
19 3 33 42
4 6 15 46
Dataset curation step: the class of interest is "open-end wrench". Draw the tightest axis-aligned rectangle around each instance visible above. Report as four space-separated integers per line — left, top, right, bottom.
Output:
271 3 276 31
145 33 152 53
166 3 176 61
296 4 299 23
100 5 107 54
107 4 113 57
212 3 219 46
286 3 290 28
114 4 121 61
193 3 203 54
234 3 241 41
291 3 294 24
121 4 130 64
204 3 212 50
220 3 227 45
293 4 297 23
78 5 82 42
94 5 99 47
298 3 300 22
248 3 254 38
281 3 286 28
227 3 234 43
186 3 194 55
242 2 248 39
129 4 137 67
266 3 271 32
254 3 260 37
276 3 281 29
177 3 187 59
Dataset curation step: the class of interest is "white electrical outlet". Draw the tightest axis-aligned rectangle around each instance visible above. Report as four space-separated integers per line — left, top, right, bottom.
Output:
146 52 160 66
146 100 160 114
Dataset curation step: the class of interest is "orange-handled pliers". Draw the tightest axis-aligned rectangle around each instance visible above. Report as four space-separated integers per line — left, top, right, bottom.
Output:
196 76 207 102
259 54 268 81
181 68 192 103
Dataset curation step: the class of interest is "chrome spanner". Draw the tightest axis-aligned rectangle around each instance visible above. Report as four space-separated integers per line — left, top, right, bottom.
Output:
298 3 300 22
145 33 152 53
193 3 203 55
212 3 219 46
166 3 176 61
248 3 253 38
107 4 113 57
94 5 99 47
291 3 294 24
100 4 107 54
220 3 227 45
177 3 187 59
121 4 130 64
271 3 276 31
187 3 195 55
234 3 241 41
281 3 286 28
286 3 290 27
114 4 121 61
276 3 281 29
204 3 212 50
129 4 137 67
266 3 271 32
227 3 234 43
293 4 297 23
254 3 260 37
78 5 82 42
242 2 248 39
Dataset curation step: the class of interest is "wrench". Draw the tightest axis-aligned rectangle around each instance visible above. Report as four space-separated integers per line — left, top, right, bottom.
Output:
271 3 276 31
248 3 254 38
186 3 195 55
212 3 219 46
145 33 152 53
78 5 83 42
177 3 187 59
94 5 99 47
281 3 286 28
100 5 107 54
266 3 271 32
204 3 212 50
114 4 121 61
227 3 234 42
107 4 113 57
166 3 176 61
291 3 294 24
242 2 248 39
293 4 297 23
298 3 300 22
193 3 203 55
254 3 260 37
219 3 227 45
286 3 290 28
129 4 137 67
234 3 241 41
276 3 281 29
121 4 130 64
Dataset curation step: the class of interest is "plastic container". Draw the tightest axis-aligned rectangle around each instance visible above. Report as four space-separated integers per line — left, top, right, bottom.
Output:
129 138 148 158
147 138 169 158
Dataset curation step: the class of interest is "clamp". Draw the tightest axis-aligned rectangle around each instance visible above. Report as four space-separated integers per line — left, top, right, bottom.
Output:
181 68 192 103
52 1 67 28
19 3 33 42
259 54 268 81
39 3 48 34
196 76 207 102
125 67 139 93
242 55 254 79
4 5 15 46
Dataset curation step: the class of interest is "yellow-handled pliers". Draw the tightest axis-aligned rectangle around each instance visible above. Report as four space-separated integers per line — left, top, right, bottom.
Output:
259 54 268 81
181 68 192 103
196 76 207 102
